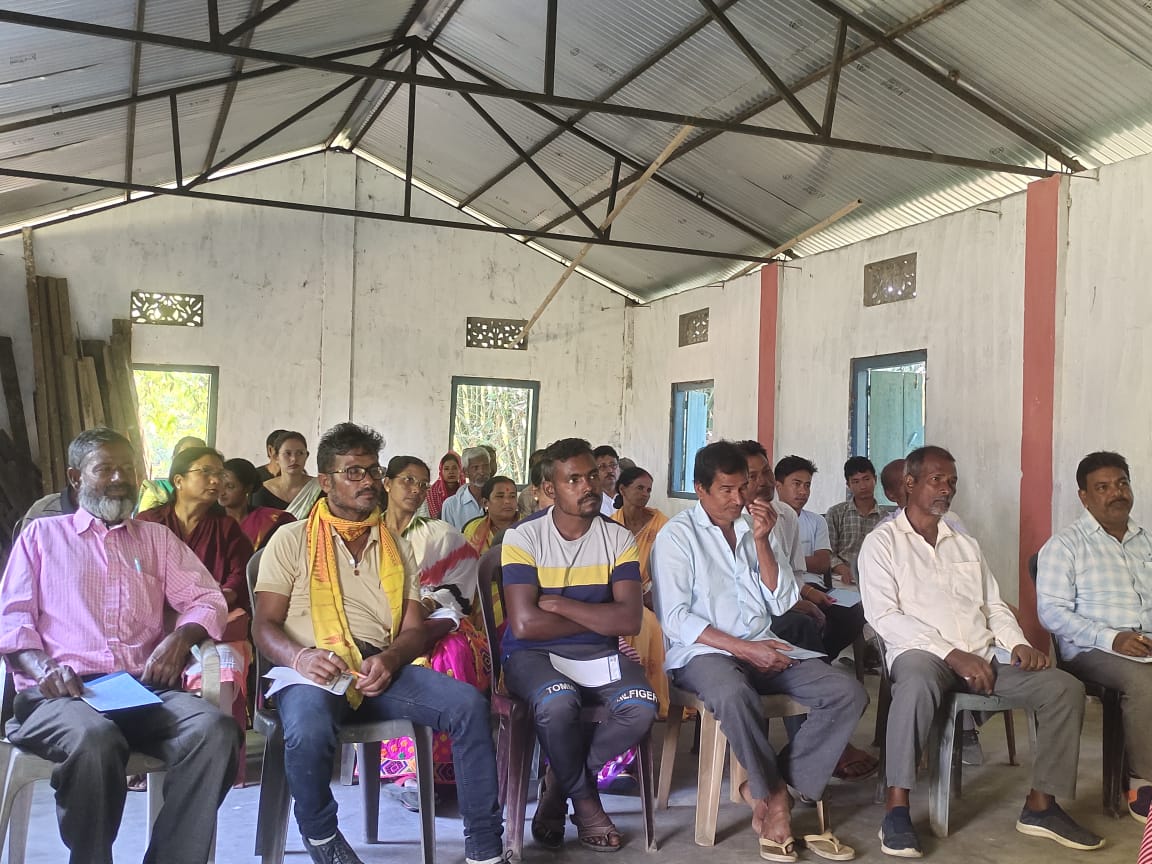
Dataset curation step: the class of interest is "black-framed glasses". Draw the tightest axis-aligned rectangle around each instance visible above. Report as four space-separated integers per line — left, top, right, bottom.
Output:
327 465 385 482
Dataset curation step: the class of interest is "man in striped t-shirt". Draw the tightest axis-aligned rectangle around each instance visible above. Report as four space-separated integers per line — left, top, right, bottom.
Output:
502 438 658 853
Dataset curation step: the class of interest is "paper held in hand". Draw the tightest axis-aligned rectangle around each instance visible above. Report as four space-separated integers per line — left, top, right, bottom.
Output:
81 672 163 712
548 653 622 688
264 666 355 698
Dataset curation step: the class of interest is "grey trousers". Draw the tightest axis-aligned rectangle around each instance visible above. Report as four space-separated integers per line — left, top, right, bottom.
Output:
672 653 868 802
1063 648 1152 780
8 686 240 864
884 650 1085 798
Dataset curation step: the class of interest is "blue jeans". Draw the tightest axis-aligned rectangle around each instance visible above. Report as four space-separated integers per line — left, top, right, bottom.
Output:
276 664 503 861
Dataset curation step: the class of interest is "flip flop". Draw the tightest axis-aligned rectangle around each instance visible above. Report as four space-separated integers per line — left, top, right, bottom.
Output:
804 831 856 861
758 835 797 862
832 752 879 782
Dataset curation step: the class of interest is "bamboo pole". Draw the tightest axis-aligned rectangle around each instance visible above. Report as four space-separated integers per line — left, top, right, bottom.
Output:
515 124 696 344
729 198 863 280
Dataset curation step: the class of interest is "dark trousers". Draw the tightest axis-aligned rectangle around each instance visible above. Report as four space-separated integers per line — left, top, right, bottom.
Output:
772 592 866 662
8 686 240 864
275 663 503 862
502 649 658 801
672 653 868 801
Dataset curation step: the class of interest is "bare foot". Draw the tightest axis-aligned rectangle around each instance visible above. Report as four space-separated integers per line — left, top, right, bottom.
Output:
739 781 771 835
761 791 793 845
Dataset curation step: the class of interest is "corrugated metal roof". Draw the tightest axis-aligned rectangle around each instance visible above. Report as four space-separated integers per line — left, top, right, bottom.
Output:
6 0 1152 299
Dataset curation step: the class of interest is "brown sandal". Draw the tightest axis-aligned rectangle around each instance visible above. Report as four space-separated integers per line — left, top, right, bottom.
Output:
571 813 623 853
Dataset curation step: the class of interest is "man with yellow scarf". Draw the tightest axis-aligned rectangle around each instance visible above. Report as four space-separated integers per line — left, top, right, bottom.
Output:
253 423 504 864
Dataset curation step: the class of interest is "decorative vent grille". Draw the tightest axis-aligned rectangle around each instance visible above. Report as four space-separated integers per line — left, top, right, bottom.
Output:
465 317 528 350
130 291 204 326
864 253 917 307
678 308 709 346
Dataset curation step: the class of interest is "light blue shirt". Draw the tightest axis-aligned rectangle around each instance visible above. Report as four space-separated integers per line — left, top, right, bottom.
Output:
441 484 484 531
652 502 798 671
1037 511 1152 659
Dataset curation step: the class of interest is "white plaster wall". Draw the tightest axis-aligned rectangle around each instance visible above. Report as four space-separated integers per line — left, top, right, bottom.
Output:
0 151 626 478
623 274 761 517
776 197 1028 597
1058 155 1152 530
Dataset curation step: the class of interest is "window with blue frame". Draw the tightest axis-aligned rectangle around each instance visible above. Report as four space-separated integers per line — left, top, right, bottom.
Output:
668 380 714 498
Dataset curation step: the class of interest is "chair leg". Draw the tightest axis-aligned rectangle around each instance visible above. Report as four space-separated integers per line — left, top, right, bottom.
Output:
730 753 747 804
928 707 958 839
873 675 891 748
635 732 657 852
257 730 292 864
413 725 436 864
852 635 867 684
815 798 829 835
1003 709 1017 766
6 782 35 864
694 710 727 847
1102 691 1125 818
504 712 534 862
657 704 684 810
339 743 357 785
952 719 963 800
146 771 165 842
358 742 381 843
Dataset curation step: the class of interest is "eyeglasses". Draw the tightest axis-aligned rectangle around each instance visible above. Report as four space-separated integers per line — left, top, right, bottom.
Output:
392 474 430 492
185 468 224 480
328 465 385 482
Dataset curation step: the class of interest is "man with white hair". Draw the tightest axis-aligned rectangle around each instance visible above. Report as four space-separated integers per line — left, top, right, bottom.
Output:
442 446 493 530
0 427 237 864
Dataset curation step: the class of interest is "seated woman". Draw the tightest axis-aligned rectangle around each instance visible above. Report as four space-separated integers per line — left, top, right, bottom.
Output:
379 455 489 806
218 457 295 550
610 466 670 717
251 430 321 519
137 435 205 513
423 451 462 520
136 446 255 778
461 475 519 553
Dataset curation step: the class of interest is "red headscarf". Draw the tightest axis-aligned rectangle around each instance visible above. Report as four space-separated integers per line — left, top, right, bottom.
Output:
425 451 461 519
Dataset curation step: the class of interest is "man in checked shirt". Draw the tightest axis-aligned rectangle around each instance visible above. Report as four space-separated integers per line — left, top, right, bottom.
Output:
1038 450 1152 825
0 428 237 864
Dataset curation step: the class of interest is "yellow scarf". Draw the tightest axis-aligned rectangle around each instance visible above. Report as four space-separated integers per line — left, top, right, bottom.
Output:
307 498 407 707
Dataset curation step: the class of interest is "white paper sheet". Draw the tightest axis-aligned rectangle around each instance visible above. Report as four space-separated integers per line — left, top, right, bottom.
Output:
777 644 827 661
548 653 621 687
827 588 861 607
264 666 354 698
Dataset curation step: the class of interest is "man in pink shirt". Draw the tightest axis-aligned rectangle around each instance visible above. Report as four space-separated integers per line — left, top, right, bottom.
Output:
0 428 238 864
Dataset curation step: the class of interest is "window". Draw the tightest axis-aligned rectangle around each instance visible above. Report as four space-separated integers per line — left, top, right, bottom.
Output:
668 380 714 498
849 351 926 505
449 376 539 484
132 365 218 480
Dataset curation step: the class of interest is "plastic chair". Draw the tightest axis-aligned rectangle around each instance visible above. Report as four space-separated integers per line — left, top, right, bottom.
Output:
0 643 222 864
476 545 657 861
656 684 833 846
1027 553 1129 817
246 549 436 864
868 631 1036 837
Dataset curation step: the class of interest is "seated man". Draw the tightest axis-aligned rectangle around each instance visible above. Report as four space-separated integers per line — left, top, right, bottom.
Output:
654 441 866 862
1037 450 1152 824
0 428 238 864
826 456 890 585
253 423 503 864
442 446 493 530
775 455 835 588
860 445 1101 857
501 437 658 852
593 444 621 516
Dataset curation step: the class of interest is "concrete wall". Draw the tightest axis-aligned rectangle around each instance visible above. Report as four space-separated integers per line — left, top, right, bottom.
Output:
0 151 626 475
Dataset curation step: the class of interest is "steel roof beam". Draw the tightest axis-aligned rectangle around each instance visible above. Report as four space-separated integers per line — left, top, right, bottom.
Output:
807 0 1086 172
124 0 147 201
201 0 264 175
821 18 847 139
326 39 414 148
0 164 779 265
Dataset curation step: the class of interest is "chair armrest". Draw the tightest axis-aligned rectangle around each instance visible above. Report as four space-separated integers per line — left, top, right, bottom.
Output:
197 639 222 708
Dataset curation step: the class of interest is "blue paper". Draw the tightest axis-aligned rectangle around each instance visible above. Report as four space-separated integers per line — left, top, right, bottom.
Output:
81 672 162 712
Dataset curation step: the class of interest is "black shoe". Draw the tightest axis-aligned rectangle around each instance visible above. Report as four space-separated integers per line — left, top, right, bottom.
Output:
1129 785 1152 825
879 807 922 858
1015 802 1105 851
960 730 983 766
302 830 365 864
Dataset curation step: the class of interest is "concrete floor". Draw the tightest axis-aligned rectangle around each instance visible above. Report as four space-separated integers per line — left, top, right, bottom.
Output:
8 668 1145 863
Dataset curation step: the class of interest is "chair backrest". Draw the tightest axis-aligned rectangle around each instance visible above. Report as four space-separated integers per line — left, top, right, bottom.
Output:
476 544 503 693
1026 551 1063 663
246 548 273 706
869 629 892 686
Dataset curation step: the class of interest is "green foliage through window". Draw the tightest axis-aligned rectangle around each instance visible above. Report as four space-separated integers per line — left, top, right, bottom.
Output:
449 378 539 485
133 366 218 480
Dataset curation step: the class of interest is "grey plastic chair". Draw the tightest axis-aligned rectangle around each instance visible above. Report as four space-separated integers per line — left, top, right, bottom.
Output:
246 549 436 864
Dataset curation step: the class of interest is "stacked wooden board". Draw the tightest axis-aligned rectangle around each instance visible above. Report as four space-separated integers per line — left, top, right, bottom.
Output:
0 337 40 560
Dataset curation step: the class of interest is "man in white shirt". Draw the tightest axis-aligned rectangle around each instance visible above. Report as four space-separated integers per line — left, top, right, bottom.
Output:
653 441 866 862
593 445 621 517
860 446 1099 858
775 456 834 589
441 446 492 530
1037 450 1152 824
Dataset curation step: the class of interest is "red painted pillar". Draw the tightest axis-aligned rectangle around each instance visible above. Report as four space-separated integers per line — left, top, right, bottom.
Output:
757 263 780 454
1018 175 1065 650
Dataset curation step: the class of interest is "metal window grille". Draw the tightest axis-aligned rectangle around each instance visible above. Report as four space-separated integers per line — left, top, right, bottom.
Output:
863 253 917 307
678 308 709 346
465 317 528 350
130 291 204 326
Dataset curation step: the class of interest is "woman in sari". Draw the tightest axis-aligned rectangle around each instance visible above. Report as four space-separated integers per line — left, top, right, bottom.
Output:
611 466 670 717
251 430 321 519
137 435 205 513
218 457 296 550
379 455 490 807
136 446 255 781
423 451 461 519
461 476 519 554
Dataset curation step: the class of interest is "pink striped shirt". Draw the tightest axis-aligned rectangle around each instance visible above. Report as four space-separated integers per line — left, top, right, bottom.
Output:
1140 814 1152 864
0 509 227 691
